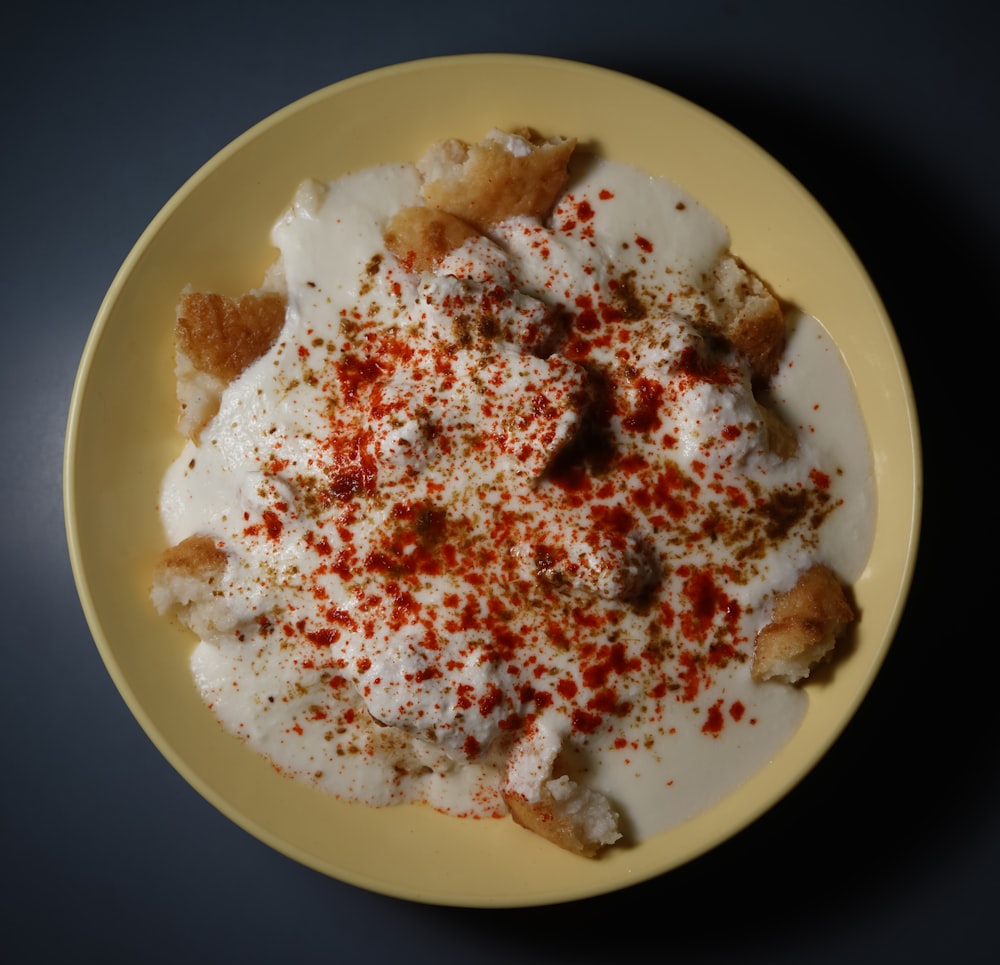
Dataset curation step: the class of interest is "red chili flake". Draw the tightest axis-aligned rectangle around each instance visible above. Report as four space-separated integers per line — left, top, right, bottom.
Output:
730 700 746 722
676 346 734 385
335 353 387 405
324 429 378 502
680 568 723 641
306 627 340 647
707 641 738 666
329 550 353 580
701 699 725 737
589 503 637 541
455 683 475 711
497 714 523 732
584 687 617 715
324 607 358 630
478 684 503 718
651 462 697 519
635 235 653 253
809 467 831 489
725 485 748 507
557 678 578 700
571 708 603 734
576 308 601 333
582 642 641 692
622 377 664 433
618 454 648 475
262 510 283 540
677 651 701 702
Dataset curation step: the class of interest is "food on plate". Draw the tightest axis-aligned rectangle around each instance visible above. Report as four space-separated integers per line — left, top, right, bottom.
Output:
151 128 874 857
174 290 286 440
416 127 577 229
750 564 855 683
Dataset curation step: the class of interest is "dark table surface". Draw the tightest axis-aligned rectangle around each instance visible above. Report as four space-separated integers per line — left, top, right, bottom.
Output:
4 1 996 962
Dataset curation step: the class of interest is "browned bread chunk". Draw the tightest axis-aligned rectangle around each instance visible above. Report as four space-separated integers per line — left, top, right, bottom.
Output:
383 205 483 272
704 254 786 382
150 534 233 638
174 290 286 440
418 128 577 230
504 781 619 858
153 533 227 584
177 291 286 384
751 564 855 683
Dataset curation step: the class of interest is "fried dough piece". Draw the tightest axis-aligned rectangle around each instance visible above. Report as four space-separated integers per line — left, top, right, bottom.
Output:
504 777 621 858
702 254 786 382
417 128 577 230
383 205 483 272
175 290 287 440
758 402 799 458
150 534 229 632
153 533 227 582
751 564 855 683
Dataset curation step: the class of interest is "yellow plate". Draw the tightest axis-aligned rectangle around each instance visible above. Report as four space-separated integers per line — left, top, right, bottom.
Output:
64 54 921 907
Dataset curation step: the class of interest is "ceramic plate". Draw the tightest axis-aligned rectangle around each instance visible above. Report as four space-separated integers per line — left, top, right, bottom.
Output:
64 54 920 907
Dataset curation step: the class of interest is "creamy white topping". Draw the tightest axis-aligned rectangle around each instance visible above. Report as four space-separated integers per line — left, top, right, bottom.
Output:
156 150 874 842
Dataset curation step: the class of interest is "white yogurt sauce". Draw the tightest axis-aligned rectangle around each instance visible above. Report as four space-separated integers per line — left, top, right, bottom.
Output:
157 150 874 841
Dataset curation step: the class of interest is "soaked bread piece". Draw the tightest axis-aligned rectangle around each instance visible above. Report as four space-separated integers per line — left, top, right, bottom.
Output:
700 254 786 382
417 128 577 229
504 777 621 858
150 534 229 636
175 290 286 440
153 533 227 582
751 564 855 683
383 205 483 272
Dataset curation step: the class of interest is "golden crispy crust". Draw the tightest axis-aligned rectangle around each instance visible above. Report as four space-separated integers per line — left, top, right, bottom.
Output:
175 290 286 441
702 254 786 382
383 205 483 272
418 129 577 230
176 291 286 384
751 564 855 683
154 534 227 582
504 790 604 858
